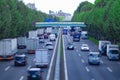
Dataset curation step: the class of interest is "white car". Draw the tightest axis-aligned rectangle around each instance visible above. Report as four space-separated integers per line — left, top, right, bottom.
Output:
88 52 101 65
81 44 89 51
45 42 54 50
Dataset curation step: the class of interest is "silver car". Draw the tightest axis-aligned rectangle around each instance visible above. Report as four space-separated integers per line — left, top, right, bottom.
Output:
88 52 101 65
81 44 89 51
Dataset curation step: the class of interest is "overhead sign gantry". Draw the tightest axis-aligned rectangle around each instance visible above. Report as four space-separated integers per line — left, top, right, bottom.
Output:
35 22 86 27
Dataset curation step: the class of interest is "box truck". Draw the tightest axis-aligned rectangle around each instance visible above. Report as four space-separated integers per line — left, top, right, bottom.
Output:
107 44 119 60
37 28 44 36
46 28 52 35
35 49 48 68
81 31 88 39
0 38 17 60
28 30 37 38
17 37 27 49
99 40 111 55
27 38 39 54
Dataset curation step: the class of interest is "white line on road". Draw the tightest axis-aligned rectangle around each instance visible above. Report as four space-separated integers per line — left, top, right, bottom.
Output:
100 60 103 64
85 67 90 72
76 50 79 52
27 65 31 70
78 54 81 57
107 67 113 72
19 76 24 80
81 59 85 63
91 78 95 80
33 58 35 61
5 66 10 71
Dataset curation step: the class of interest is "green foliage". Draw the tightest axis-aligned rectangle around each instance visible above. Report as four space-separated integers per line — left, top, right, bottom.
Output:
72 0 120 44
0 0 53 39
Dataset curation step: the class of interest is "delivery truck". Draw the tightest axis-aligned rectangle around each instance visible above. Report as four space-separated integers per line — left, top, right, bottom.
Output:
28 30 38 38
27 38 39 54
37 28 44 36
35 49 48 68
107 44 119 60
81 31 88 39
99 40 111 55
0 38 17 60
17 37 27 49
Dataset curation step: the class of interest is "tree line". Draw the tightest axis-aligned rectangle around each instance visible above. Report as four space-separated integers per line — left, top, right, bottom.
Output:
72 0 120 44
0 0 58 39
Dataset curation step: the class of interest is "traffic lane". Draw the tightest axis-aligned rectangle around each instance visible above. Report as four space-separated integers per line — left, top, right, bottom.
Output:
74 39 120 80
63 35 92 80
65 50 93 80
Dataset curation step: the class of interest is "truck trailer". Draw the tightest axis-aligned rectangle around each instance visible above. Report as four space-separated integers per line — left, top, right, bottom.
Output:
0 38 17 60
107 44 119 60
35 49 48 68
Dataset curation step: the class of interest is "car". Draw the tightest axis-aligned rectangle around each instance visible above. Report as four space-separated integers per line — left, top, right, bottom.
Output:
67 43 74 50
45 42 54 50
14 54 27 66
27 67 42 80
88 52 101 65
39 38 44 43
81 44 89 51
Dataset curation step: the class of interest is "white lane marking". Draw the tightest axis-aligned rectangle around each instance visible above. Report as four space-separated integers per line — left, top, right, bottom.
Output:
75 47 76 49
43 46 45 47
27 65 31 70
107 67 113 72
100 60 103 64
91 78 95 80
76 50 79 52
85 67 90 72
5 66 10 71
81 59 85 63
78 54 81 57
19 76 24 80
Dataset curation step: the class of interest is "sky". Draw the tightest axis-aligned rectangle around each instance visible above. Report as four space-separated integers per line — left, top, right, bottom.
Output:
22 0 95 15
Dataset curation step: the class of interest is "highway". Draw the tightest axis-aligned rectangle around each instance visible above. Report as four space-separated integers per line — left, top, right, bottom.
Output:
63 34 120 80
0 39 55 80
0 32 120 80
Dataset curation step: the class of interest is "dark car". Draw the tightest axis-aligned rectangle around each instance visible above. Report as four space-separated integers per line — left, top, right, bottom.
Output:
27 68 42 80
67 43 74 50
14 54 27 66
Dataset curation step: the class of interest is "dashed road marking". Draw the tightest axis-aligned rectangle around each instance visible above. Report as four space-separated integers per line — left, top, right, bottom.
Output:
5 66 10 71
76 50 79 52
33 58 35 61
100 60 103 64
81 59 85 63
27 65 31 70
19 76 24 80
91 78 95 80
107 67 112 72
78 54 81 57
85 67 90 72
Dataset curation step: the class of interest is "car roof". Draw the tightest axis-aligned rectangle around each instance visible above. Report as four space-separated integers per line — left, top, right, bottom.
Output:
15 54 26 57
28 68 41 71
89 52 99 55
82 44 88 46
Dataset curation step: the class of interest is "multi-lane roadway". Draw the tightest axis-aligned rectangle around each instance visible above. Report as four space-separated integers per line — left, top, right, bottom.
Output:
63 34 120 80
0 32 120 80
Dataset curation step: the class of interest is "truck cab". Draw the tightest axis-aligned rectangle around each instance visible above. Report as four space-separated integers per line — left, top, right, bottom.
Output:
107 44 120 60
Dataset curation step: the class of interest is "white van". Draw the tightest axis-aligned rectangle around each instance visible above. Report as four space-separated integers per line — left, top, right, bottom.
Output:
49 34 56 41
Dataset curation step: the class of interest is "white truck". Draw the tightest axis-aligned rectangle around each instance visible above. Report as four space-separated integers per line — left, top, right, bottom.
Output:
81 31 88 39
27 38 39 54
35 49 48 68
99 40 111 55
107 44 119 60
36 28 44 36
46 28 52 35
28 30 38 38
0 38 17 60
17 37 27 49
49 34 56 41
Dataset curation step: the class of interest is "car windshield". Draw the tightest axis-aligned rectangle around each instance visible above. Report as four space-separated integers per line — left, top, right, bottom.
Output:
28 70 40 75
89 53 99 57
15 57 24 61
109 50 119 54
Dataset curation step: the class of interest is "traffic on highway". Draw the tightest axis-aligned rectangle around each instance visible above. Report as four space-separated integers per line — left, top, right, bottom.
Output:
0 27 120 80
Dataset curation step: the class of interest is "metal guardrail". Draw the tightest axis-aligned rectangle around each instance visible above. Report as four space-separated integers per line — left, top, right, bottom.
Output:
46 29 60 80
